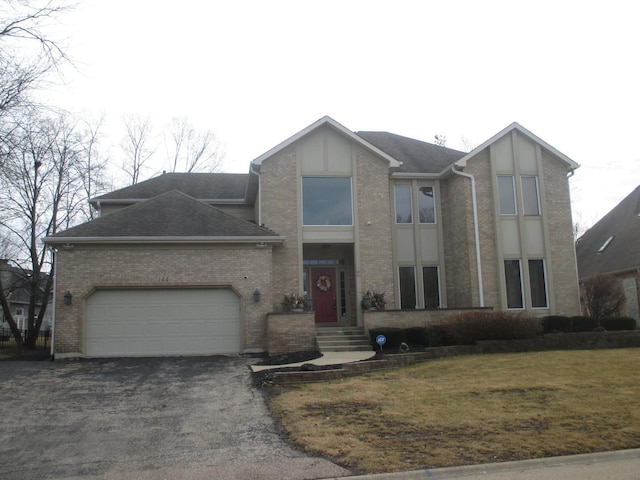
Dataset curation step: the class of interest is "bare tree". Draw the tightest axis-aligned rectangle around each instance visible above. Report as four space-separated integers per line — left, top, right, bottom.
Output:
164 117 224 173
460 136 477 153
0 0 73 119
120 114 157 185
434 134 447 147
0 111 87 348
76 114 110 221
581 273 626 320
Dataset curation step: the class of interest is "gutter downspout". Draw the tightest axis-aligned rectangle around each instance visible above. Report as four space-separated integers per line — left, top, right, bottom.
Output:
249 164 262 226
49 248 57 359
451 164 485 307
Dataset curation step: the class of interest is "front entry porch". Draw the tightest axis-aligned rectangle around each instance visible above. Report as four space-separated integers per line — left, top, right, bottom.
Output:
303 244 357 327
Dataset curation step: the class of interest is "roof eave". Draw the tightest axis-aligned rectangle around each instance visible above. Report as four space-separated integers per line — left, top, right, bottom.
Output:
43 236 285 245
391 172 442 179
89 198 247 206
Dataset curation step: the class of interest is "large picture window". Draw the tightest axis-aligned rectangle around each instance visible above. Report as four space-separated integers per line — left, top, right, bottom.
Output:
422 266 440 308
302 177 353 226
418 186 435 223
521 176 540 216
497 175 516 215
528 259 548 308
504 259 524 309
395 185 412 223
399 266 416 309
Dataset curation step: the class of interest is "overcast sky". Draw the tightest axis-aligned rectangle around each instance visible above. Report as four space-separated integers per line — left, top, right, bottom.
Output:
43 0 640 231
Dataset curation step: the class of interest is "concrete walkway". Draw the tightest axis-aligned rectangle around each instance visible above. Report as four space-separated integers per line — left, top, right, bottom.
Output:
250 351 376 371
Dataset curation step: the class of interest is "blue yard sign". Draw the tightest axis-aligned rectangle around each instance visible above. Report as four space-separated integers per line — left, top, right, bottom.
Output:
375 334 386 351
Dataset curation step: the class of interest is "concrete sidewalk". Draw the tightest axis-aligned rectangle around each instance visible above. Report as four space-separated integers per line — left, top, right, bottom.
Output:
323 448 640 479
250 351 376 371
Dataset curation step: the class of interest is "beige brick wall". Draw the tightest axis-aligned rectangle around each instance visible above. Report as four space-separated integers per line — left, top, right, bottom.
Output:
260 146 301 308
267 312 316 354
467 149 501 308
259 141 397 312
439 144 579 316
53 243 274 355
542 152 581 315
355 146 395 305
441 171 476 307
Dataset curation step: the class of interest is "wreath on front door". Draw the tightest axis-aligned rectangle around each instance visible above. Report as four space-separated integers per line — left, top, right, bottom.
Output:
316 275 332 292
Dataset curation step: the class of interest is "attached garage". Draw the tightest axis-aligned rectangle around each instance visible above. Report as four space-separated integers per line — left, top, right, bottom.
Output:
85 288 241 357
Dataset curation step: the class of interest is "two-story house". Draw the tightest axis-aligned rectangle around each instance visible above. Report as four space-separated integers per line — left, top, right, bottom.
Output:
44 116 580 358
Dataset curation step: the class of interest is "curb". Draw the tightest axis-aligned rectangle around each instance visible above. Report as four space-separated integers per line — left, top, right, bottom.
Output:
320 448 640 479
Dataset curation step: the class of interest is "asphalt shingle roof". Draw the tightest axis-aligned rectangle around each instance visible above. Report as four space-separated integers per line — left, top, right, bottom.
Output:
93 173 249 202
576 185 640 278
357 131 466 174
49 190 279 240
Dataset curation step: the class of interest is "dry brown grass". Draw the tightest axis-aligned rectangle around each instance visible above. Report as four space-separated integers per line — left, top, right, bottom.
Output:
267 349 640 474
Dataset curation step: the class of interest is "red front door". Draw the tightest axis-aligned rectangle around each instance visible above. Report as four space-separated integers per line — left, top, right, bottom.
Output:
311 267 337 323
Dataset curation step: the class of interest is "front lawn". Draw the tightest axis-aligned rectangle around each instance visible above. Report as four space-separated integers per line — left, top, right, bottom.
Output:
267 349 640 474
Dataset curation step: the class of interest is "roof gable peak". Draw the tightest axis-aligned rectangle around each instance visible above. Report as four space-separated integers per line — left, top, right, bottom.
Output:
454 122 579 172
251 116 401 168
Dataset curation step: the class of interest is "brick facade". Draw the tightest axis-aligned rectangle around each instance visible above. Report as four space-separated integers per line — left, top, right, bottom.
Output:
53 243 274 354
48 117 581 357
267 312 316 354
354 146 395 304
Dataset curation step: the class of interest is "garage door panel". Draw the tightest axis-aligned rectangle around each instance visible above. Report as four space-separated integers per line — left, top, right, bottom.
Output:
85 289 241 357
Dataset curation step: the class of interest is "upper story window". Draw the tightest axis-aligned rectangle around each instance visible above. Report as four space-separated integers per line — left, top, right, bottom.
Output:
302 177 353 226
521 176 540 216
418 186 436 224
498 175 541 216
498 175 516 215
395 185 412 223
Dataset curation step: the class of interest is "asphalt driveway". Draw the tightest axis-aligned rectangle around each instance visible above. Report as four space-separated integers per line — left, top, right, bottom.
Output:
0 356 349 480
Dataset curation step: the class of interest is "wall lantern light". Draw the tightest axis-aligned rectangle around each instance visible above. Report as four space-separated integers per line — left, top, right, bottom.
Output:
64 291 72 305
253 288 261 303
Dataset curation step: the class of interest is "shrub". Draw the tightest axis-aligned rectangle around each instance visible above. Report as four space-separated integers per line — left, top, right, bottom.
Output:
368 328 405 349
425 325 452 347
405 327 430 346
543 315 573 333
444 311 542 345
600 316 637 331
570 316 599 332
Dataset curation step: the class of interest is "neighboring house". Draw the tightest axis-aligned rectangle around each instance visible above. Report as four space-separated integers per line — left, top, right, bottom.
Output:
575 186 640 322
44 116 581 357
0 259 53 332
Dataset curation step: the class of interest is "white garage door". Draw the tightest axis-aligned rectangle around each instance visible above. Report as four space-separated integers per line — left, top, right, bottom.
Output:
85 288 241 357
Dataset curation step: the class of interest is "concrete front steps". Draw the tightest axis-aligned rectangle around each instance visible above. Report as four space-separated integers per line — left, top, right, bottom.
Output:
316 326 373 352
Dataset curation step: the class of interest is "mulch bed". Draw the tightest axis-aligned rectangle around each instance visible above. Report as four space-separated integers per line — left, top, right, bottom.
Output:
251 350 342 387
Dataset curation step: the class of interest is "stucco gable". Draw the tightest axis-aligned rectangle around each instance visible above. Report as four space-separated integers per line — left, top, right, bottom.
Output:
45 190 282 244
252 116 401 169
454 122 579 173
